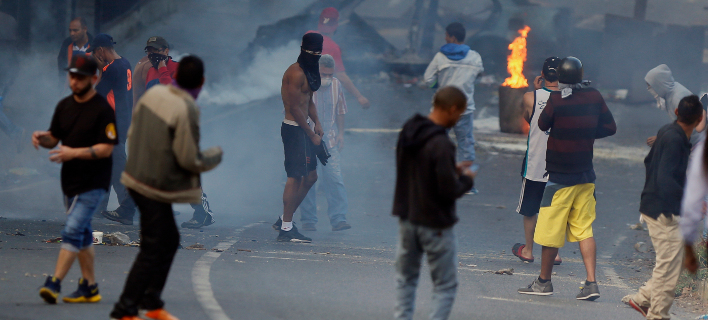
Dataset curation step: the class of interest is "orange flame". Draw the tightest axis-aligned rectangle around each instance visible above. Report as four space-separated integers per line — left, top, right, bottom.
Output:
502 26 531 88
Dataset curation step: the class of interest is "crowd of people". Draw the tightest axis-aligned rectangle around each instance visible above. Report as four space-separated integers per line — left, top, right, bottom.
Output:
11 5 708 320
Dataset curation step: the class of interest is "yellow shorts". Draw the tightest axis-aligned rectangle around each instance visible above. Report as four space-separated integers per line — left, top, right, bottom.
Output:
534 183 596 248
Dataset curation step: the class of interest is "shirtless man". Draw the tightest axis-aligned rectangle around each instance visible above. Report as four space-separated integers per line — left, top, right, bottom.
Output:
272 33 324 243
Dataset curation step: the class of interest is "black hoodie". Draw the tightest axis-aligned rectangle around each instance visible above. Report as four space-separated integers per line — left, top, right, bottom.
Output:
393 114 473 228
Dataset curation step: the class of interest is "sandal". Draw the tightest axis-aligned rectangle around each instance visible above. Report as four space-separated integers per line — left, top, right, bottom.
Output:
512 243 534 263
554 256 562 265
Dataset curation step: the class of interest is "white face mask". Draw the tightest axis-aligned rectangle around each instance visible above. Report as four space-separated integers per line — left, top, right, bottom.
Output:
320 77 332 87
647 86 667 110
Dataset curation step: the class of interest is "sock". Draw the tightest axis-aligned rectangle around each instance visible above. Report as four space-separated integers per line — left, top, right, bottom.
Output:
585 280 596 285
538 277 550 283
280 215 284 221
281 221 293 231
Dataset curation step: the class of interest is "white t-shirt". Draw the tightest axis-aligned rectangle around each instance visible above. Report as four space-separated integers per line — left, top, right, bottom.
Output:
522 88 553 182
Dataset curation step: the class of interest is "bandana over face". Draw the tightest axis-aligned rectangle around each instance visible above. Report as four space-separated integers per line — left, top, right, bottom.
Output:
298 33 323 92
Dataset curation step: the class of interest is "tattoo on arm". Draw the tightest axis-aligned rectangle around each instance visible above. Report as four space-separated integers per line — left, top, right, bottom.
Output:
89 146 98 159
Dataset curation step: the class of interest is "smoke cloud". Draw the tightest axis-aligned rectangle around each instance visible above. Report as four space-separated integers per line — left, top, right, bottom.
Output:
198 41 299 106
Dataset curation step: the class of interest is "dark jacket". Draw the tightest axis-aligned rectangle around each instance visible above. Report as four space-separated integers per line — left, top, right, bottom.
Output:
392 114 473 228
640 122 692 219
57 33 93 76
538 87 617 173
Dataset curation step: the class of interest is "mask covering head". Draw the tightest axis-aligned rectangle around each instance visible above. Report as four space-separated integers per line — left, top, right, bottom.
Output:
148 52 169 69
298 33 323 92
647 86 667 110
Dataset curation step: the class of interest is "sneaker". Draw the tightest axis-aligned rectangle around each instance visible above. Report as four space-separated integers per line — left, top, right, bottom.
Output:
39 276 61 304
623 297 648 317
62 277 101 303
332 221 352 231
110 317 142 320
277 226 312 243
518 278 553 296
576 281 600 301
181 212 215 229
302 223 317 231
102 210 133 225
140 308 180 320
272 217 282 231
466 188 479 195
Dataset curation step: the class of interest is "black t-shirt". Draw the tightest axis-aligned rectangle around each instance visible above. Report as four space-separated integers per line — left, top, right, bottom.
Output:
49 93 118 197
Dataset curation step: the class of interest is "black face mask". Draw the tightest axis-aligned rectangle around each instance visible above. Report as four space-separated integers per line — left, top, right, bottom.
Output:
148 53 170 69
297 48 321 92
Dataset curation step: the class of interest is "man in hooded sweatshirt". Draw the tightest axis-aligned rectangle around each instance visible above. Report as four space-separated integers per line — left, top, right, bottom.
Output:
393 86 475 320
424 22 484 193
645 64 705 146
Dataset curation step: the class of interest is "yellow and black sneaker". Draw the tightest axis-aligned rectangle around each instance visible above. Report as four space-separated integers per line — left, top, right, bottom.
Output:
62 278 101 303
39 276 61 304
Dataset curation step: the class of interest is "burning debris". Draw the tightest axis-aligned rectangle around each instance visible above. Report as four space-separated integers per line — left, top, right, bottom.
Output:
499 26 531 134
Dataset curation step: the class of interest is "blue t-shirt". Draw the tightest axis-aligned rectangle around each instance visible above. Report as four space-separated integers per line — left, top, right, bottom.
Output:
96 57 133 144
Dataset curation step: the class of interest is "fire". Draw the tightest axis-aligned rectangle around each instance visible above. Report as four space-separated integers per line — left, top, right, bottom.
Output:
502 26 531 89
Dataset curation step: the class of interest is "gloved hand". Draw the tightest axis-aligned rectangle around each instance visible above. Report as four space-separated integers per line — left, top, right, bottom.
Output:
315 142 331 166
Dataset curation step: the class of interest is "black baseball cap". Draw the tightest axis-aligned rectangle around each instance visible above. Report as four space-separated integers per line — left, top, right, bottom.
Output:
145 36 169 50
86 33 116 53
542 57 561 80
65 55 97 76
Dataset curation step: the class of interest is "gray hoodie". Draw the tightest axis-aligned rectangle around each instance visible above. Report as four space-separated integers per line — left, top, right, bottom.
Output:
645 64 692 121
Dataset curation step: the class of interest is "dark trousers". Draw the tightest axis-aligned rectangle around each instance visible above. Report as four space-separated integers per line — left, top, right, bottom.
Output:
110 189 180 317
100 143 136 217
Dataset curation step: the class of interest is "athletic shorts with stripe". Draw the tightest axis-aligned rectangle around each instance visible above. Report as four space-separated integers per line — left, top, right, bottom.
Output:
516 178 546 217
534 183 596 248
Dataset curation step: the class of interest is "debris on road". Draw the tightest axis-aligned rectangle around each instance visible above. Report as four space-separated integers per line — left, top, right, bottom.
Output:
634 242 649 253
7 231 25 236
629 223 644 230
105 232 130 245
212 248 224 252
495 268 514 275
237 249 252 252
44 237 61 243
185 243 206 250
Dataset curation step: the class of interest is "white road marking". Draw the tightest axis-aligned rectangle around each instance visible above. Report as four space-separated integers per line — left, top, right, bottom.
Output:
192 223 259 320
478 296 565 307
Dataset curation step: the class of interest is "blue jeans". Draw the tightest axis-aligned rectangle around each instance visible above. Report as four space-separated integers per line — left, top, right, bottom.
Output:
299 147 348 226
395 220 458 320
452 113 475 162
61 189 107 252
99 143 136 217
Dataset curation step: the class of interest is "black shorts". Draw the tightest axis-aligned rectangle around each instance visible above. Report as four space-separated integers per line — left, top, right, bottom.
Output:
516 178 546 217
281 122 317 178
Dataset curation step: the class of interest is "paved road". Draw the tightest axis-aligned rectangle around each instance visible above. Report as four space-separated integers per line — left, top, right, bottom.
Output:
0 78 701 319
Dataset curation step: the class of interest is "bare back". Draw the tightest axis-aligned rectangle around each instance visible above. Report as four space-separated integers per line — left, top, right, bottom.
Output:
282 63 313 125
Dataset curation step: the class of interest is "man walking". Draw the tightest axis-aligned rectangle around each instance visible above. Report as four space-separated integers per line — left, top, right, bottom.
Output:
307 7 370 109
272 33 325 243
518 57 616 300
110 56 222 320
299 54 351 232
87 33 136 224
393 86 475 320
512 57 562 265
36 55 117 304
424 22 484 192
623 95 703 319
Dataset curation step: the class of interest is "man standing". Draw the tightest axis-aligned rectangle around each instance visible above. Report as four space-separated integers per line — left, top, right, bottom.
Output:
36 55 117 304
299 54 351 232
512 57 562 265
307 7 370 109
623 95 703 319
144 36 179 90
87 33 136 224
518 57 616 300
424 22 484 192
57 17 93 77
272 33 325 243
110 56 222 320
393 86 475 320
645 64 705 146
